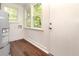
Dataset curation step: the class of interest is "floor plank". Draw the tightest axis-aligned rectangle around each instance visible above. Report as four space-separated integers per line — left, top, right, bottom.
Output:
10 39 48 56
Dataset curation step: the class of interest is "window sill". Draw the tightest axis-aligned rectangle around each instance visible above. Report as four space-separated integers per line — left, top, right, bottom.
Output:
24 27 44 32
9 21 18 24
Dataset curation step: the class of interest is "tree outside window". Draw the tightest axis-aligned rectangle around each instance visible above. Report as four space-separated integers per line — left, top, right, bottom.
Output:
33 3 42 28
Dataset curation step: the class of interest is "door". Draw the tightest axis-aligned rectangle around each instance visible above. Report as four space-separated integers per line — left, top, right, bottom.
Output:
49 4 79 56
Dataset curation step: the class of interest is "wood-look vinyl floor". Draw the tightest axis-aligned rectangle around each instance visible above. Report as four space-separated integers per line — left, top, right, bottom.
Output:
10 39 48 56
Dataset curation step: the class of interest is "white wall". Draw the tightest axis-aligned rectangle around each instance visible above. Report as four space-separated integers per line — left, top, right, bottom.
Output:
23 3 79 56
2 3 79 55
49 3 79 55
1 3 50 53
23 3 50 53
1 3 24 41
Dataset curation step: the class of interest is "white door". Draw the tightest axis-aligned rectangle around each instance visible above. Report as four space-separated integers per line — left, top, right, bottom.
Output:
49 4 79 56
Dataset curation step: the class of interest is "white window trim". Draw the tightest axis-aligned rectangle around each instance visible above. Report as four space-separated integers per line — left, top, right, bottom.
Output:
24 3 43 31
24 27 44 31
31 5 34 28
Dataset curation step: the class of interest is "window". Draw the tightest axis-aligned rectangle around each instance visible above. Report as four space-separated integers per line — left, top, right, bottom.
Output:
24 3 42 29
24 6 31 27
33 3 42 28
4 7 17 22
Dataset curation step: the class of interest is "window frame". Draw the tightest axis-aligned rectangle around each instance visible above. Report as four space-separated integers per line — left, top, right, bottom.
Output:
33 3 42 28
24 3 43 31
24 5 32 28
2 4 18 23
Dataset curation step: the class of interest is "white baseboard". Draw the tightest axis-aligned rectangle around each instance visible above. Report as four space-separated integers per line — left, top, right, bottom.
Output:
24 37 49 54
9 38 21 42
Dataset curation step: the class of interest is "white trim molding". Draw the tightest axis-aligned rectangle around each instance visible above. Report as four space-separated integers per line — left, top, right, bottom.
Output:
24 37 49 54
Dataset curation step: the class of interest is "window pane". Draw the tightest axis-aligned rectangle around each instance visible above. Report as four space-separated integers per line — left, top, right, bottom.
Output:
26 12 31 27
33 16 41 28
25 6 31 27
33 3 42 28
4 7 17 21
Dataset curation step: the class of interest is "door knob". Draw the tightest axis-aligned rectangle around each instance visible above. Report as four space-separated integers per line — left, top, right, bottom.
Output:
49 23 52 30
49 23 52 25
49 27 52 30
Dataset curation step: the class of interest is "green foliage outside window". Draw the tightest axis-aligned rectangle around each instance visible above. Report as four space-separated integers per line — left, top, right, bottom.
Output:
33 3 42 28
